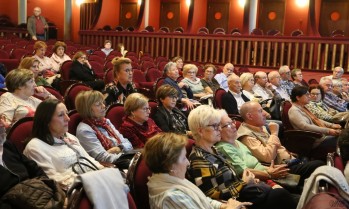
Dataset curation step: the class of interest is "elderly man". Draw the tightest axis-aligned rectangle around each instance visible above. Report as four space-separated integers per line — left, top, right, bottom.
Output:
330 66 344 81
27 7 48 40
236 101 324 185
268 71 290 101
252 71 274 100
320 76 348 112
221 74 250 115
279 65 295 96
214 63 234 91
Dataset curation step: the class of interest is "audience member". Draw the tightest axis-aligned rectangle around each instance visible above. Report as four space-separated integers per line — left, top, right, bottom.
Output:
187 105 297 208
27 7 48 40
341 78 349 96
172 56 184 72
319 76 348 112
75 90 133 167
306 84 349 128
50 41 71 72
240 72 257 101
101 40 114 56
145 132 252 209
288 86 339 160
181 64 211 100
104 57 137 106
153 85 190 136
163 62 194 110
0 69 55 129
200 64 220 94
33 41 56 81
329 66 344 81
19 57 50 86
279 65 295 96
237 101 325 185
216 111 289 182
23 99 104 190
338 128 349 183
268 71 290 101
119 93 161 148
252 71 274 100
332 79 349 101
214 63 234 91
70 51 105 91
222 73 249 115
291 69 306 86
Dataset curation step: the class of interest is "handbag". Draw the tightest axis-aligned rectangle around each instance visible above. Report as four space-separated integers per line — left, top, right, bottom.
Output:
72 156 100 174
238 182 272 204
1 177 65 209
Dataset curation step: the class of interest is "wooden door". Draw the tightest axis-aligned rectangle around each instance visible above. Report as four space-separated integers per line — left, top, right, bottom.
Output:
160 2 180 31
258 0 285 34
206 1 229 33
120 2 138 28
319 0 349 36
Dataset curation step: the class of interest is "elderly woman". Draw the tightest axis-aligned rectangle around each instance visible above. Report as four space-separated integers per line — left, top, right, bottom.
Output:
101 40 113 56
306 84 349 128
70 51 104 91
200 64 220 94
145 132 252 209
50 41 71 72
119 93 161 148
75 90 133 167
19 57 50 86
163 62 194 110
32 41 56 79
216 111 289 182
291 68 307 87
0 69 55 129
188 105 297 209
104 57 137 106
181 64 211 100
153 84 190 136
289 86 339 160
240 72 258 101
23 99 104 190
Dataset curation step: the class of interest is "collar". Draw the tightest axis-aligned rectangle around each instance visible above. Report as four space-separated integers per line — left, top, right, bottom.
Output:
230 90 242 97
242 122 264 132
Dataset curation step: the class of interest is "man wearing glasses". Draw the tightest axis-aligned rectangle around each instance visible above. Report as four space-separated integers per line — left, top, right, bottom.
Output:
27 7 48 41
320 76 348 112
279 65 294 96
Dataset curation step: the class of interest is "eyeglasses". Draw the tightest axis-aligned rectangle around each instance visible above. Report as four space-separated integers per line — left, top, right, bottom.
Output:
94 101 106 107
80 56 87 60
141 107 151 112
221 120 236 129
187 71 196 74
206 123 221 131
205 70 214 74
310 93 321 96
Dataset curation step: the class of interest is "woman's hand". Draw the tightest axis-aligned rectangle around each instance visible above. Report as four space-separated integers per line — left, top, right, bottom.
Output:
222 198 253 209
328 129 341 136
266 160 289 179
107 146 122 154
332 124 342 129
178 82 188 88
182 98 195 110
84 60 92 69
242 169 255 184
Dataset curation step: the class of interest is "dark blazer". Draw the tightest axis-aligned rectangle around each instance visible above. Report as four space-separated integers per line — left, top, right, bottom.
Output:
152 106 188 134
221 91 250 115
70 60 104 91
163 77 193 100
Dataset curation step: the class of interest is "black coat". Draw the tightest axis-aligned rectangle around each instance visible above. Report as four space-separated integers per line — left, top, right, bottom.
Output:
152 106 188 134
69 61 105 91
0 141 46 198
221 91 250 115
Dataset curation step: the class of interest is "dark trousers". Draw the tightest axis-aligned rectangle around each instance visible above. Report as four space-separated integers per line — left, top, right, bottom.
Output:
289 160 325 185
36 34 45 40
247 188 298 209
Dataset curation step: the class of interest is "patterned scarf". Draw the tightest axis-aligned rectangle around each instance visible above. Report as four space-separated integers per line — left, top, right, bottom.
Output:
83 118 121 150
298 104 326 127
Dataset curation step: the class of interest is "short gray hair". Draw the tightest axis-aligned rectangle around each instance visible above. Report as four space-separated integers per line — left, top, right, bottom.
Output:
279 65 290 74
163 61 176 76
319 76 332 85
188 105 224 140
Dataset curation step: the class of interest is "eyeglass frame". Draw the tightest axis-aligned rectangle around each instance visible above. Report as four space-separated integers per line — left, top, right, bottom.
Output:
221 119 236 129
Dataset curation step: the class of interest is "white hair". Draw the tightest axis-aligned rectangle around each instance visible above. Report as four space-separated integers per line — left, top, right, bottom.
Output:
319 76 332 85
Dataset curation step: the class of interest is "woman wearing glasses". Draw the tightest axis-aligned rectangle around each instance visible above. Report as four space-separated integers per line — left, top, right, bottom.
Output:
119 93 161 148
75 90 133 168
216 112 289 182
200 64 220 94
187 105 297 209
70 51 104 91
104 57 137 106
188 105 297 209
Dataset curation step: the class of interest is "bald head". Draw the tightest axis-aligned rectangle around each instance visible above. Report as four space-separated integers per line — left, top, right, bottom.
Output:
240 101 266 126
33 7 42 17
254 71 268 87
268 71 281 87
223 63 234 77
333 66 344 79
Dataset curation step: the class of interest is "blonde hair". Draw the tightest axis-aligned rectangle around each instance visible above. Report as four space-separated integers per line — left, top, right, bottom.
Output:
111 57 132 79
144 132 187 173
182 64 198 76
75 90 105 119
240 72 254 87
124 93 149 116
18 57 39 69
72 51 86 61
5 68 34 92
34 41 47 50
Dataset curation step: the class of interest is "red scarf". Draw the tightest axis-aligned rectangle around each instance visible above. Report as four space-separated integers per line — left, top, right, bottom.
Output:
83 118 121 150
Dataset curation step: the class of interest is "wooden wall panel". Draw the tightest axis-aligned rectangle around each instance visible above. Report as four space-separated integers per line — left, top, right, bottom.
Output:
160 2 180 31
120 2 138 28
258 0 285 34
206 1 229 33
319 0 349 36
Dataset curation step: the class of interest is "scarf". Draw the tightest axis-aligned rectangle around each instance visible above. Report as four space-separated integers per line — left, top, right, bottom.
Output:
147 173 214 209
83 118 121 150
296 104 326 127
